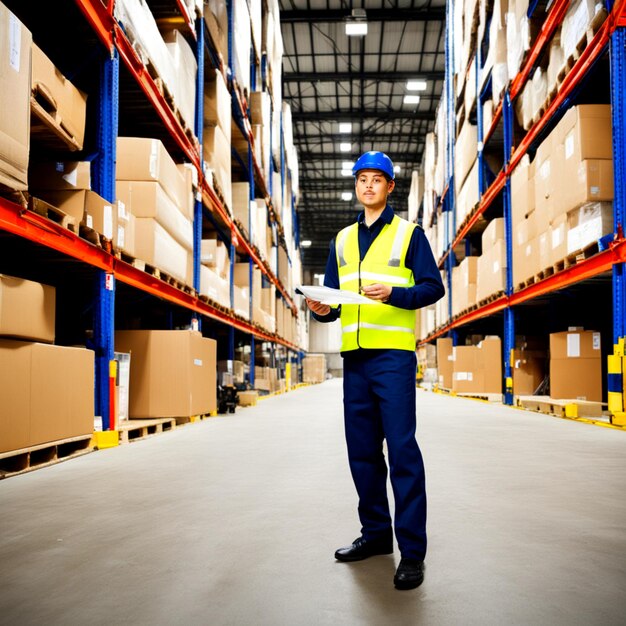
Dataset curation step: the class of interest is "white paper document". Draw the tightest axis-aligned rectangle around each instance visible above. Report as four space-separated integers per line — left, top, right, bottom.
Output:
295 284 379 305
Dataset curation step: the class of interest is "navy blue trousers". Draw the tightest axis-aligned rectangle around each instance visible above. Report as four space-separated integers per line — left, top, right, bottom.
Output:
342 349 427 560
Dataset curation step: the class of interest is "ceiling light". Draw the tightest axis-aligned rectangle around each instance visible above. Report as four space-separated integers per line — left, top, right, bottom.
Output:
406 80 428 91
345 9 367 36
339 142 351 152
341 192 353 201
403 94 421 104
301 240 312 248
394 165 401 174
342 161 355 169
339 123 352 133
341 168 353 177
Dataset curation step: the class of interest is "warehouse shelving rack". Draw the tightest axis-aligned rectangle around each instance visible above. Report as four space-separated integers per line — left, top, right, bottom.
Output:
428 0 626 407
0 0 302 430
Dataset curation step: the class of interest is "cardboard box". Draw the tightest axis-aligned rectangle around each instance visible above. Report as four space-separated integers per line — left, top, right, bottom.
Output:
511 155 535 225
204 69 231 141
0 340 94 453
454 120 478 195
566 202 613 253
550 329 601 360
513 349 545 395
114 203 136 257
0 275 55 343
456 158 480 224
115 180 193 250
203 125 232 212
303 354 326 384
232 182 251 230
204 0 229 67
513 235 539 286
115 330 217 418
133 218 190 284
550 358 602 401
176 163 196 221
29 161 91 191
31 43 87 149
44 190 117 239
476 240 507 302
549 213 568 265
116 137 187 212
452 337 502 394
238 390 258 407
553 104 612 163
556 159 614 219
0 6 31 191
482 217 505 248
436 337 454 389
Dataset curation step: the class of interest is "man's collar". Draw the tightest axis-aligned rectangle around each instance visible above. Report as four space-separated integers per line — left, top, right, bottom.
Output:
357 205 395 226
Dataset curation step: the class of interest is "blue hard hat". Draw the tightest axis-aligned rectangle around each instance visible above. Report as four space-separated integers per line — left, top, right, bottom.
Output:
352 151 395 180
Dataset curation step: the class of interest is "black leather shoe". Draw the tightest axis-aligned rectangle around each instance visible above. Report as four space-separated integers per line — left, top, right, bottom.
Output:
394 558 425 590
334 536 393 562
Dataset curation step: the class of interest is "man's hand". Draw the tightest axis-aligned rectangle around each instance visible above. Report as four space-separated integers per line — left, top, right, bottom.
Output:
306 298 332 316
361 283 392 302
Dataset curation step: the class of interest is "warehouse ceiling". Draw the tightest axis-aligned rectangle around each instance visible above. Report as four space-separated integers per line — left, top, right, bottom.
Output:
280 0 446 273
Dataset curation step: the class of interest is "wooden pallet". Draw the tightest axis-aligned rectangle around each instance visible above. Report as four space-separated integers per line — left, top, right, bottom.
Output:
79 223 113 253
29 196 78 233
557 9 608 88
516 395 607 419
118 418 176 444
30 87 81 152
0 435 93 479
455 392 504 403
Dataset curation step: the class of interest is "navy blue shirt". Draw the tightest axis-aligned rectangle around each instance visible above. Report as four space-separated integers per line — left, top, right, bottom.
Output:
312 205 445 324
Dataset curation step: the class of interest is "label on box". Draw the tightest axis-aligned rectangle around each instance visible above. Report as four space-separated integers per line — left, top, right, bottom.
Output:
193 359 203 366
150 141 158 179
104 205 113 239
86 215 93 229
540 160 551 180
552 227 563 248
493 260 500 273
593 332 600 350
567 333 581 358
62 168 78 188
117 200 128 221
590 186 599 196
9 13 21 71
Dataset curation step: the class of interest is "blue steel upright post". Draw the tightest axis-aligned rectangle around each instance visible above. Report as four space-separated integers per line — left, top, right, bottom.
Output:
193 16 205 331
444 0 456 342
249 48 256 388
502 90 515 405
92 50 119 430
227 0 236 364
610 21 626 423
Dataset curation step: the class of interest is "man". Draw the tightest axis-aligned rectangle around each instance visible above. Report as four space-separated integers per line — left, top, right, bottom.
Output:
305 151 445 590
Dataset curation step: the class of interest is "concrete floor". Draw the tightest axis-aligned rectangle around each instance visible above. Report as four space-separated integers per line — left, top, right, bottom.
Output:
1 380 626 626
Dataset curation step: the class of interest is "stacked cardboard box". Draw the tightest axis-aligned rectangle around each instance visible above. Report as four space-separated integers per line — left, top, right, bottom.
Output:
29 160 136 257
451 336 502 394
0 275 94 453
303 354 326 384
476 218 507 302
549 329 602 401
512 105 613 286
116 137 192 285
115 330 217 418
512 336 546 396
0 4 31 191
31 43 88 149
451 256 478 317
115 1 196 132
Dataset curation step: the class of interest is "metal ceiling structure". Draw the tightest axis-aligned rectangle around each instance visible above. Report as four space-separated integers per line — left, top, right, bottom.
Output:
279 0 447 272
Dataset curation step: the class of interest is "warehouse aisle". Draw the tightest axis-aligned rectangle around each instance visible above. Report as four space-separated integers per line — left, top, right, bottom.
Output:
1 380 626 626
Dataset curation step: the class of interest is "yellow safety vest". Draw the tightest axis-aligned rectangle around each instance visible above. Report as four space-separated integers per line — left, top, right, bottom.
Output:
335 215 417 351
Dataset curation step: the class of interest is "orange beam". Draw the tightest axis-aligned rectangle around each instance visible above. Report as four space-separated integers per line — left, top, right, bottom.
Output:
74 0 114 50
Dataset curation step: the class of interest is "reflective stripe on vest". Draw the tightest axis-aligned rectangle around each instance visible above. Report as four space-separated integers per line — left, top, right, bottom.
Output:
336 215 417 351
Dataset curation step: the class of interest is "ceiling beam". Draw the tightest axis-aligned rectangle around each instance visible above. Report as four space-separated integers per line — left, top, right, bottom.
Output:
283 70 444 82
296 153 421 163
290 110 435 121
280 9 445 23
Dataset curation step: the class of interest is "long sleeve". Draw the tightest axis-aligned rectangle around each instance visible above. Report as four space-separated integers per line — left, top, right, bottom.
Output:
386 226 445 310
311 238 341 323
